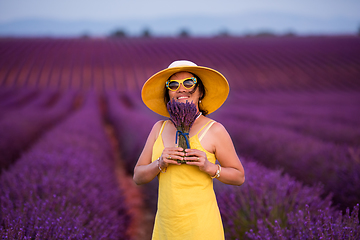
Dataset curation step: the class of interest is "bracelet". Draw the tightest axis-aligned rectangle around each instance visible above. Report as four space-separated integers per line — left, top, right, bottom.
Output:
157 158 167 173
210 164 221 179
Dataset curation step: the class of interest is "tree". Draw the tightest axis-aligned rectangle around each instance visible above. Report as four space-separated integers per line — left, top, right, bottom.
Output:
109 29 127 38
141 28 151 38
178 28 190 38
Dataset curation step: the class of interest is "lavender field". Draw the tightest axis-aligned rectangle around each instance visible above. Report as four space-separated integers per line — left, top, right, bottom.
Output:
1 36 360 239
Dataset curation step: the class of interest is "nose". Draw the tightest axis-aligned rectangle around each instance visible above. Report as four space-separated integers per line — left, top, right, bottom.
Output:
177 82 187 92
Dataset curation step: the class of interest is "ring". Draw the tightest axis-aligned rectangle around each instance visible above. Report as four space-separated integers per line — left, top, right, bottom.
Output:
197 157 199 161
168 156 172 160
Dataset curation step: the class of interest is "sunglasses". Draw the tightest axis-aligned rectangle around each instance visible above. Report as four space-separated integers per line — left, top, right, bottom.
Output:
166 77 197 91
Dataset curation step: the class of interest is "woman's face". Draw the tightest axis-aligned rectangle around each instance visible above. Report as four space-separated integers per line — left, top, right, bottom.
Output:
168 71 201 109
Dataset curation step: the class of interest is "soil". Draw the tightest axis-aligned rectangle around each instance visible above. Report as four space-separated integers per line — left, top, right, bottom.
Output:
104 123 155 240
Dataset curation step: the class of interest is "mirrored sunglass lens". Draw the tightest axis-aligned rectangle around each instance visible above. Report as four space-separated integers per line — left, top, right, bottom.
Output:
183 79 195 88
168 81 179 90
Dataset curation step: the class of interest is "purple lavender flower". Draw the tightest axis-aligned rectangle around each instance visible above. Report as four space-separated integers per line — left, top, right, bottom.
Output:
167 99 200 163
246 204 360 239
215 158 334 239
0 90 75 171
0 91 129 239
167 99 199 131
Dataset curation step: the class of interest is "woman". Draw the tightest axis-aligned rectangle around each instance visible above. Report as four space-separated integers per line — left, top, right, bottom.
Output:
133 60 245 240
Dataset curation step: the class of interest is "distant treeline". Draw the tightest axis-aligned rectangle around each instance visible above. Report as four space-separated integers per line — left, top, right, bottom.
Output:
102 24 360 38
103 28 298 39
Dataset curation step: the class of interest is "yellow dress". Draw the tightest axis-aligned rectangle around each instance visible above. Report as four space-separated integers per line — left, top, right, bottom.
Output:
151 120 225 240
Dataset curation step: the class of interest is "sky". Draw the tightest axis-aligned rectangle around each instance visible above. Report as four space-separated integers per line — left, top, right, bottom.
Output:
1 0 359 21
0 0 359 36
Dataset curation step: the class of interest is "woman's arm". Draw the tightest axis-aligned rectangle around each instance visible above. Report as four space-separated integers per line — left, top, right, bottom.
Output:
212 122 245 185
185 122 245 186
133 120 164 185
133 120 184 185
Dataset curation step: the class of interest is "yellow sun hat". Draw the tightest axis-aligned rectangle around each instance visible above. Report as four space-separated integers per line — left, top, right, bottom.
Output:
141 60 229 117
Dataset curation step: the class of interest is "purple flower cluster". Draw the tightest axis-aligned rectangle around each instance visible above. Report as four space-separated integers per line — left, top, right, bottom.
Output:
0 88 38 112
215 159 335 239
166 99 200 132
1 37 360 91
213 91 360 211
0 89 76 171
216 158 360 239
0 91 129 239
246 204 359 239
1 36 360 239
167 99 200 161
223 91 360 146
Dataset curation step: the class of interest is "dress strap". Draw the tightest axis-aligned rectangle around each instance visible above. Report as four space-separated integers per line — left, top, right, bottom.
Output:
198 120 216 141
158 120 167 137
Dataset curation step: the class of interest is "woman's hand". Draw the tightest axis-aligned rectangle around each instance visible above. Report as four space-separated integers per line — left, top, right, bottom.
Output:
183 149 215 175
159 147 184 168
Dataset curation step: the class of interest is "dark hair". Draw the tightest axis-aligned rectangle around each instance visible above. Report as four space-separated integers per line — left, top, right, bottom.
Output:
164 73 208 116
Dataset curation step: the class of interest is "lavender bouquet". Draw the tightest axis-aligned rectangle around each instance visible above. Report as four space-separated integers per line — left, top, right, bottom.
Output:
167 99 201 164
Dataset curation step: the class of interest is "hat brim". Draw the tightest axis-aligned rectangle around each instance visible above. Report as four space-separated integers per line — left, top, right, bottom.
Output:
142 65 229 117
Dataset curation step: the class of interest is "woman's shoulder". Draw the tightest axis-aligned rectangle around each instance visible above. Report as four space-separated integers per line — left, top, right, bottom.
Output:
150 120 167 138
151 119 166 131
203 118 228 135
154 119 166 127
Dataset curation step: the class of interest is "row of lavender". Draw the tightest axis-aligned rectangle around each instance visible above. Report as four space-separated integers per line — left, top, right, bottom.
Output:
104 90 360 239
0 89 129 239
2 87 356 237
216 160 359 239
0 88 76 170
104 90 160 214
2 86 358 236
103 87 360 210
1 36 359 239
1 37 359 91
212 91 360 211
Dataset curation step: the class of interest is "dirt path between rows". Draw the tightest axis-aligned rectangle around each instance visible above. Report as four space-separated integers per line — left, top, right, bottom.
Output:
105 123 155 240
